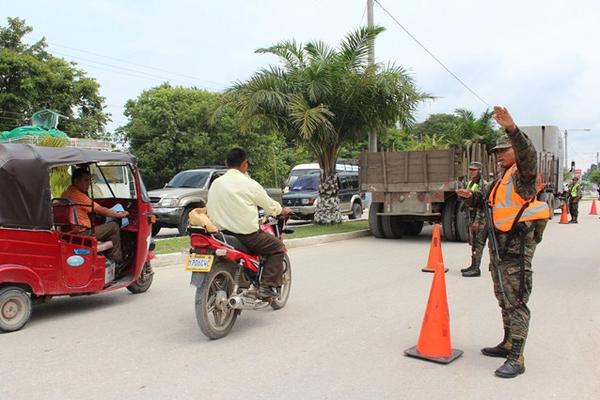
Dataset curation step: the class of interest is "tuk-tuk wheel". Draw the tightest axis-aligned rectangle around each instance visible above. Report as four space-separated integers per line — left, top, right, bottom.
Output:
126 262 154 294
0 286 32 333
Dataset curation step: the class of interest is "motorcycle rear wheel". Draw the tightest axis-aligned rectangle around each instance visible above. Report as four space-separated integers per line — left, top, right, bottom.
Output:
195 266 238 339
271 254 292 310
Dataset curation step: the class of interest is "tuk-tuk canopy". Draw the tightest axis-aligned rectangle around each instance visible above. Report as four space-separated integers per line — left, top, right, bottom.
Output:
0 143 136 230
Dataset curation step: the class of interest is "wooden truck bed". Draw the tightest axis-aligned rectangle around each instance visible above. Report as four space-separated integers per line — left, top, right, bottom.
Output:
359 143 494 195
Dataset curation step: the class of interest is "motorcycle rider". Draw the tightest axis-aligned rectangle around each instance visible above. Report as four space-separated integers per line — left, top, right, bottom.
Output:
207 148 292 298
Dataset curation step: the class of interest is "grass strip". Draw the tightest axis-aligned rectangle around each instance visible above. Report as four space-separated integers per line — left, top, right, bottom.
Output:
154 219 369 255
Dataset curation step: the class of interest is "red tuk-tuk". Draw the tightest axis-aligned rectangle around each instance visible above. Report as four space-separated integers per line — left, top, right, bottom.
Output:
0 144 155 332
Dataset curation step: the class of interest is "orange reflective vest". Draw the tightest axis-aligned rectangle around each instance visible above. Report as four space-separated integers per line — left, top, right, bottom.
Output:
489 164 550 232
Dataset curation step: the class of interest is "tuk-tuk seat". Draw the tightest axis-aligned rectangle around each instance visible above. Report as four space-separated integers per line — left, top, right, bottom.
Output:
52 198 81 233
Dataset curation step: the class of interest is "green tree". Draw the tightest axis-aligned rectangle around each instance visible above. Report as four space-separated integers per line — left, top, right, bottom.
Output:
408 109 498 150
0 17 109 137
226 26 427 224
118 84 299 189
587 168 600 186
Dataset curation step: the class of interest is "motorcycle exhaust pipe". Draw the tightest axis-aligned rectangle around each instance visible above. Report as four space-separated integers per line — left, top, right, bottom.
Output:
228 295 259 310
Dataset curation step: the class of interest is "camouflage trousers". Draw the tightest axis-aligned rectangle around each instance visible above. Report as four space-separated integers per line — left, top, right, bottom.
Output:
489 226 539 344
470 216 488 268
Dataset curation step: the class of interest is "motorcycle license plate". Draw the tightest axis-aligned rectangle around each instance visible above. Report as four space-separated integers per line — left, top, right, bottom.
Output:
185 254 214 272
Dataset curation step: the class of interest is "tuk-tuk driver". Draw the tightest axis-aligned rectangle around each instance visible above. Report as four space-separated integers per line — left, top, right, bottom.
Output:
61 167 129 263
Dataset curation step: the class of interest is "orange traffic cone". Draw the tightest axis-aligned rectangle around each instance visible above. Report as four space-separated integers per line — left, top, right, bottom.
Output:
422 224 448 273
559 201 569 224
590 200 598 215
405 250 463 364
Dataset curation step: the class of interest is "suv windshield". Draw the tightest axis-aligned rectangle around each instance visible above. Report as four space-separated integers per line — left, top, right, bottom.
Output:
166 171 210 188
290 174 320 191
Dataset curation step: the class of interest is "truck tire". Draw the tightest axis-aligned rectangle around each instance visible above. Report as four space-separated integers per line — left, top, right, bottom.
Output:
404 221 424 236
381 215 404 239
369 203 385 238
442 197 457 241
454 200 470 242
537 192 555 220
348 202 363 220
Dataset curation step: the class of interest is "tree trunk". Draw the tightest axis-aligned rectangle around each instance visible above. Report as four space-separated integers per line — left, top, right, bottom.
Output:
314 173 342 225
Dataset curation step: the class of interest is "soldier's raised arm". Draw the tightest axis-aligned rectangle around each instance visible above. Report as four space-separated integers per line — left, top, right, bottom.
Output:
493 107 537 185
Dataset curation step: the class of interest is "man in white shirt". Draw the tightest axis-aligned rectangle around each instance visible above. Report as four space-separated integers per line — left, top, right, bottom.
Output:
207 148 292 298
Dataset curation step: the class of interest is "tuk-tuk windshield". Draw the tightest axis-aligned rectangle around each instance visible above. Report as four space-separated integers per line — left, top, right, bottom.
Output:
89 163 137 199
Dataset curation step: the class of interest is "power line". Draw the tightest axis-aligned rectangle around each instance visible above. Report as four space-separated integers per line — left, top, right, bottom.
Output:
374 0 491 108
48 42 226 87
361 2 367 25
0 111 29 116
0 115 24 122
72 61 178 85
52 50 206 87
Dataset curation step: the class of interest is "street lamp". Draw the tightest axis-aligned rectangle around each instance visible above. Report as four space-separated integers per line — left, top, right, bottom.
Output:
564 128 591 169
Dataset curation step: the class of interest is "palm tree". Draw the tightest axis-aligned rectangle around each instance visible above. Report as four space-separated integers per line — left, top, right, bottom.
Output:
226 26 427 224
446 108 496 148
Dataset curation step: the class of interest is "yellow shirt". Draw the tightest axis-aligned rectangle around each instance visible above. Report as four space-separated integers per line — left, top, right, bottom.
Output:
207 169 282 234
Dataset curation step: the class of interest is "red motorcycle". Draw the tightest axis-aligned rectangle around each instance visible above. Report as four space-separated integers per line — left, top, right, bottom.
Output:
187 214 292 339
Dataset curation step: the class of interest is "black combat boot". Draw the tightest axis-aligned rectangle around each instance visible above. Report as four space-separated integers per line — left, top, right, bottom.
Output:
462 266 481 277
461 257 481 277
495 338 525 378
461 256 477 274
481 328 511 358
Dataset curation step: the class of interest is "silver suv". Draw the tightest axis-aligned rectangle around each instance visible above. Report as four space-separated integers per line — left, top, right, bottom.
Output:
282 172 365 220
148 167 226 235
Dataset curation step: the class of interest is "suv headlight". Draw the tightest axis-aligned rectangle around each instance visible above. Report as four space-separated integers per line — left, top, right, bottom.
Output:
158 198 178 207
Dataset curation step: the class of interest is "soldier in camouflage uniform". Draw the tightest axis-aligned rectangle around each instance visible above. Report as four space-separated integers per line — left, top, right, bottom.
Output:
457 106 549 378
461 161 489 277
567 176 582 223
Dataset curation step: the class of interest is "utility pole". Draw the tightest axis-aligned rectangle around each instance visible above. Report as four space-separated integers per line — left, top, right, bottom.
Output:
367 0 377 152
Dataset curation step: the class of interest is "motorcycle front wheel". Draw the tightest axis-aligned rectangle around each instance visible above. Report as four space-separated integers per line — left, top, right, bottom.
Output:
271 254 292 310
195 266 238 339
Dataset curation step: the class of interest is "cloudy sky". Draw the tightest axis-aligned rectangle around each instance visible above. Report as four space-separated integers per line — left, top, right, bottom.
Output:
3 0 599 170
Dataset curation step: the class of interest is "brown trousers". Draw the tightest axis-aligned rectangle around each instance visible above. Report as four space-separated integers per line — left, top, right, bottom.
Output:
95 222 123 262
234 230 285 287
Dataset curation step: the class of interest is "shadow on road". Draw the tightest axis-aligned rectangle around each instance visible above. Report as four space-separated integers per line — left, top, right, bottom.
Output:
29 293 125 325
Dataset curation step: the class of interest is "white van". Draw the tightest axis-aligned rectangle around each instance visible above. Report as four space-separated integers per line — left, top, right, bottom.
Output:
284 162 359 192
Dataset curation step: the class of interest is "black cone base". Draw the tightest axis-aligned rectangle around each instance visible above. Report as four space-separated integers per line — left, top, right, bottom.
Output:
421 267 449 273
404 345 463 364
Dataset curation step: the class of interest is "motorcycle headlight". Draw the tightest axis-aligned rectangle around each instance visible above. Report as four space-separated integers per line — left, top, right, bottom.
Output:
159 198 178 207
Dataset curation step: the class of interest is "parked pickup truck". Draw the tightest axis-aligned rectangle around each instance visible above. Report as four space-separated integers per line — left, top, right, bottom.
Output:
148 167 283 236
148 167 227 236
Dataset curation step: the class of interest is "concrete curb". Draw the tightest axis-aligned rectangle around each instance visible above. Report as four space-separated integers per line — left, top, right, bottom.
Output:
284 229 371 249
152 229 372 268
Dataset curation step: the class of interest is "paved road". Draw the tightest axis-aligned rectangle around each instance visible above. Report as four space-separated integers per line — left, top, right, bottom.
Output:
2 204 599 399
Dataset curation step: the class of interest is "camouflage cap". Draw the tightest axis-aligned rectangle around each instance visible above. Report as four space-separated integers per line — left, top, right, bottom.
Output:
468 161 482 170
491 135 512 151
